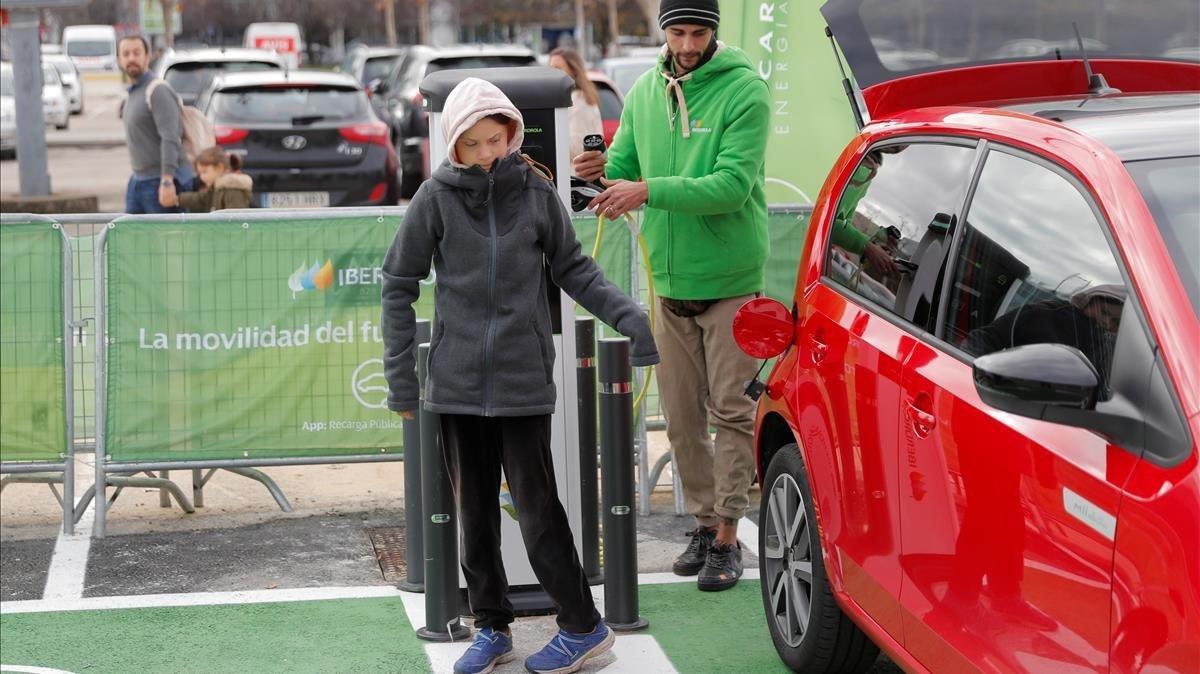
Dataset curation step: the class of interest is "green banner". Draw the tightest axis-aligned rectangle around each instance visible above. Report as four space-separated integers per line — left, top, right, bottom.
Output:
0 220 68 463
101 214 635 464
719 0 859 204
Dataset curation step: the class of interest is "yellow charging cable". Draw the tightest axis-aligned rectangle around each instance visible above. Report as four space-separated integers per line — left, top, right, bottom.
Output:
592 211 656 413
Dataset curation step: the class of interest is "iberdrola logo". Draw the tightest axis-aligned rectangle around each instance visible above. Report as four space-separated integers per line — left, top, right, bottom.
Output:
690 118 712 134
288 259 334 298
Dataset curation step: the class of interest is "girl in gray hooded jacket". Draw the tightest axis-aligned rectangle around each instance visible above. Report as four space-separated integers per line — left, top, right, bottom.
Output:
380 77 658 674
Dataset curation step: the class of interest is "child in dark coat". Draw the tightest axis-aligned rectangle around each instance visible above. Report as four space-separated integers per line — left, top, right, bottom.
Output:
174 146 252 212
381 77 658 674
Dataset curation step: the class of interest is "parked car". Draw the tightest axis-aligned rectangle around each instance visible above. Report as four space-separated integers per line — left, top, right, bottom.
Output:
598 55 657 96
62 24 117 71
154 48 286 107
0 66 15 158
341 46 405 87
199 70 398 207
40 63 69 130
42 53 83 114
730 1 1200 672
372 44 537 197
588 71 623 148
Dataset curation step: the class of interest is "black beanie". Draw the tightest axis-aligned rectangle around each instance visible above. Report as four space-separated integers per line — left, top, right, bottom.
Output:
659 0 720 31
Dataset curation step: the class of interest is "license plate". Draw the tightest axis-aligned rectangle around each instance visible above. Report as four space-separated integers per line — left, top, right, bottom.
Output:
266 191 330 208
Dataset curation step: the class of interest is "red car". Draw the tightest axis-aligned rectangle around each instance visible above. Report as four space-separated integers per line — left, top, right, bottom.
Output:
732 2 1200 672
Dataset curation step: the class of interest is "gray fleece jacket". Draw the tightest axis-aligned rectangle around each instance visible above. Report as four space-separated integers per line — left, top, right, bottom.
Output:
382 155 658 416
123 73 183 179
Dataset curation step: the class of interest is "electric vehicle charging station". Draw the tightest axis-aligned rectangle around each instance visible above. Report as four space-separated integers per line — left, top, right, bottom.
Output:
419 67 585 611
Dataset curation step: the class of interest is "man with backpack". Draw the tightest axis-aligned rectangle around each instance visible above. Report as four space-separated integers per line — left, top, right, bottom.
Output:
118 34 196 214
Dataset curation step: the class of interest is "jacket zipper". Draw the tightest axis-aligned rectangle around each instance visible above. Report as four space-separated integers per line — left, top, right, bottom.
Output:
482 173 497 415
667 86 678 282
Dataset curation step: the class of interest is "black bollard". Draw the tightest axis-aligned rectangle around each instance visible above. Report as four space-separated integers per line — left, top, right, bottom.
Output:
599 338 649 631
576 317 603 584
416 342 470 642
400 319 431 593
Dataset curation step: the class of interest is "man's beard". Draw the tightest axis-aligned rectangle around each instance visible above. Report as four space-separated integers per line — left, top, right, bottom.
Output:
124 63 144 79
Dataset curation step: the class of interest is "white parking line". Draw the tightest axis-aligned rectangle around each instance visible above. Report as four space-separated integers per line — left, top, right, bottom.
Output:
738 516 759 553
3 585 401 615
40 460 94 601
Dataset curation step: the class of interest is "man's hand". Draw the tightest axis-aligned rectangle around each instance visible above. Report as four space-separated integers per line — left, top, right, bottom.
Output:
158 180 177 208
588 178 648 220
572 150 606 183
395 410 415 420
863 242 896 277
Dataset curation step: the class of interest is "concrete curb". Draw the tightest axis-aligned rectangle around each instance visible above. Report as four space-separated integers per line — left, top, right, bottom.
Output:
46 136 126 149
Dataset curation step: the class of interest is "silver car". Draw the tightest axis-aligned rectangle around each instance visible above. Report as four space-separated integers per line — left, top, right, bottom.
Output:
43 54 83 114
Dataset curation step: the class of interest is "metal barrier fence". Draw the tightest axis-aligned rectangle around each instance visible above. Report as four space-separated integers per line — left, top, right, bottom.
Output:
0 215 76 534
1 204 810 535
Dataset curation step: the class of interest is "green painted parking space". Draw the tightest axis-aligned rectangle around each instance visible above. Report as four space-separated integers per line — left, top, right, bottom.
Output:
0 581 784 673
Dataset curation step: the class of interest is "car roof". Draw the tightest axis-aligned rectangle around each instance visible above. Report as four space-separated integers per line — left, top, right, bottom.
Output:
406 44 535 60
161 48 286 65
362 47 405 59
210 69 361 90
1001 93 1200 161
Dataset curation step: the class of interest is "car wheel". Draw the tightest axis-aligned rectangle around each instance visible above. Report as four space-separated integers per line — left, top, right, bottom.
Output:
760 443 879 673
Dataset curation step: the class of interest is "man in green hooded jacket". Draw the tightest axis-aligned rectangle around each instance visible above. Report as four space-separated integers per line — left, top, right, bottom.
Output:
576 0 769 592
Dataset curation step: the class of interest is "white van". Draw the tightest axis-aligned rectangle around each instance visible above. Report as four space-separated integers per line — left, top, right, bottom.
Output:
62 24 118 71
243 22 303 69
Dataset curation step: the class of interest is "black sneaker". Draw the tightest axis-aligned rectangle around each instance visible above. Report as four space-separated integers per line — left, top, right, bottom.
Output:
672 527 716 576
697 541 743 592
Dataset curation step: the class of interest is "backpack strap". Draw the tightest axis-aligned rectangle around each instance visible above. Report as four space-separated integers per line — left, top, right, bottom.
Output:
144 78 180 111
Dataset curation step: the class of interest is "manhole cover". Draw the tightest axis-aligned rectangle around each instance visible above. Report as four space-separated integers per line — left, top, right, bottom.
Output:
366 526 408 582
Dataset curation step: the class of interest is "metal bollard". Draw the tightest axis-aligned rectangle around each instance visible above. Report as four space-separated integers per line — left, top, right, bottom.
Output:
576 317 602 584
416 342 470 642
599 338 649 631
400 319 431 593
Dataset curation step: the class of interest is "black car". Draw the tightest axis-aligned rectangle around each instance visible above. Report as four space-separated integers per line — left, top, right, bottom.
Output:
200 70 399 207
371 44 537 197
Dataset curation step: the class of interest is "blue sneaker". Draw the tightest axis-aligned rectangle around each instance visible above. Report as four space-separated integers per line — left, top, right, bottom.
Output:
524 621 614 674
454 627 515 674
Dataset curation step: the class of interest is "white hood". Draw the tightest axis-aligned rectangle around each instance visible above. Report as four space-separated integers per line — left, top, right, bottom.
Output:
440 77 524 168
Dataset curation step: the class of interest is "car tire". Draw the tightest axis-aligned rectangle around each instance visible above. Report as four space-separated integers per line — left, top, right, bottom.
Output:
760 443 879 673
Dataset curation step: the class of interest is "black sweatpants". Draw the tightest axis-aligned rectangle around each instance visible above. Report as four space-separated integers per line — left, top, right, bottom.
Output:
439 413 601 634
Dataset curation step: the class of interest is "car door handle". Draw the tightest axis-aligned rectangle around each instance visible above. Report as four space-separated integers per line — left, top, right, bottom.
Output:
906 396 936 438
807 333 828 364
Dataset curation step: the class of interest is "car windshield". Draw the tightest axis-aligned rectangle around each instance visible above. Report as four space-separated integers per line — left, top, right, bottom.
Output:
211 86 369 124
50 61 74 78
363 56 398 84
42 65 60 86
425 56 535 74
166 61 281 95
1125 155 1200 317
67 40 112 57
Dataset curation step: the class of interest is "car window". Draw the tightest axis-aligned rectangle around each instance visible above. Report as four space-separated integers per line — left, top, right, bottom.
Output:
42 65 60 85
66 41 112 57
943 149 1126 388
165 61 281 96
362 56 398 84
211 86 370 124
51 61 74 78
596 84 622 120
825 141 977 330
1124 155 1199 319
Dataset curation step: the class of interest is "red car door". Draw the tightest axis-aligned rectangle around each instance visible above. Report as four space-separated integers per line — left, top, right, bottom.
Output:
800 140 977 643
898 146 1137 672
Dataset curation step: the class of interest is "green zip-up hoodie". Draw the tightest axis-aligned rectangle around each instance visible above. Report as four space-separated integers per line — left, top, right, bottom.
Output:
606 44 770 300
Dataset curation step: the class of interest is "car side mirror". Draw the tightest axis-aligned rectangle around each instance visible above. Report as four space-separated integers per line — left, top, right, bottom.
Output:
973 343 1100 418
733 297 793 359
